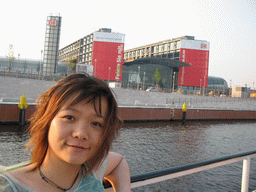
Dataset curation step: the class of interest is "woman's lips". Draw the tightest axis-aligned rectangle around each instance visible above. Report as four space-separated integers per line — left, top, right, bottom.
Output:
67 144 89 150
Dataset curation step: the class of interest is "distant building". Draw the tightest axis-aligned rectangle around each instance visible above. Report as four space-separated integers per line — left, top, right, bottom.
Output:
232 86 251 98
43 14 62 77
123 36 210 91
58 28 125 81
207 76 229 95
0 56 72 76
122 58 191 90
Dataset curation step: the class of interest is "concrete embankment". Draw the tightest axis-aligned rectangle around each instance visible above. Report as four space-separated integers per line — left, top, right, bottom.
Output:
1 103 255 124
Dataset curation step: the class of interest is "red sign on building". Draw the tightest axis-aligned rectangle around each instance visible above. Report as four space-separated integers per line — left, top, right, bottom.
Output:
178 39 210 88
48 20 57 26
92 32 125 81
201 43 207 49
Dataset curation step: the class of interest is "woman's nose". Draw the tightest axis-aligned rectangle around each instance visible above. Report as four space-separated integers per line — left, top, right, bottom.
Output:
72 123 90 140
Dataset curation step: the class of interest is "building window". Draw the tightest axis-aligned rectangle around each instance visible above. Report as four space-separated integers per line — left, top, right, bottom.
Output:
129 52 132 59
164 44 168 51
174 51 180 58
170 42 174 50
177 41 181 49
154 46 158 53
159 45 163 52
147 47 150 54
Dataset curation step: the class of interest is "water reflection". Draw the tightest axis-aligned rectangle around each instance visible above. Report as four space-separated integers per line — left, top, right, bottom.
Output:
115 120 256 191
1 120 256 191
0 124 30 166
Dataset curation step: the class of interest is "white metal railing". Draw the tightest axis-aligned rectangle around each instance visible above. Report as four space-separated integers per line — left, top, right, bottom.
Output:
117 96 256 111
1 151 256 192
118 103 256 111
104 150 256 192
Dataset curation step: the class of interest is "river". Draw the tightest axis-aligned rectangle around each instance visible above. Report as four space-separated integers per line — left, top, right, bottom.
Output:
1 120 256 191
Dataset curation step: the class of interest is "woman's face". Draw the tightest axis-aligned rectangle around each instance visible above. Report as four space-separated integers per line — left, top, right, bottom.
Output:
45 97 108 166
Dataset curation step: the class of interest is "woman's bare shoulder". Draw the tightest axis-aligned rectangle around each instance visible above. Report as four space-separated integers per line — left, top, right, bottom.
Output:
7 164 38 184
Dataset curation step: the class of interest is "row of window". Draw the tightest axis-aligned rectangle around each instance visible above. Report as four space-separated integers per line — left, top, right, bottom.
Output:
45 34 60 40
59 39 93 57
59 50 78 61
124 51 180 60
80 34 94 45
45 28 60 33
79 43 93 54
79 53 92 62
43 60 57 65
44 46 58 52
59 42 79 55
59 42 94 62
44 54 58 60
59 34 94 58
43 50 59 55
45 41 59 47
82 61 92 65
124 41 181 59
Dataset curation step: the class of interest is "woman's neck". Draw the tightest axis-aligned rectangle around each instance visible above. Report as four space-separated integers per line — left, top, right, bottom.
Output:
39 156 81 190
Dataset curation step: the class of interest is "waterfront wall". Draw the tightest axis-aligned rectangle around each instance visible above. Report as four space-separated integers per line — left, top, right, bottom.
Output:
0 103 255 124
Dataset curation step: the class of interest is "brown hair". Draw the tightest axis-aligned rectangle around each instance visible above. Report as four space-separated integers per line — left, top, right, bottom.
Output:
26 73 122 173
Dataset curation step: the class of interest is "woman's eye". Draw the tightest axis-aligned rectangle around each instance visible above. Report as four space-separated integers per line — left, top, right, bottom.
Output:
92 122 102 127
63 115 74 121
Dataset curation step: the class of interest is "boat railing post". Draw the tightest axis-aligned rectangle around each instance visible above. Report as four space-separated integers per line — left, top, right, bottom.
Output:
241 157 251 192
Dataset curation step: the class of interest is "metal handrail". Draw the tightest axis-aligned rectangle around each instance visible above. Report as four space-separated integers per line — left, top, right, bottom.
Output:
1 150 256 192
104 150 256 192
117 104 256 111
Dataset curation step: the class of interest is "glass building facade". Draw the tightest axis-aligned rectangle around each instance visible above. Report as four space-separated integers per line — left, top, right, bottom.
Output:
43 15 62 76
122 58 191 90
122 58 229 94
0 57 72 76
207 76 229 93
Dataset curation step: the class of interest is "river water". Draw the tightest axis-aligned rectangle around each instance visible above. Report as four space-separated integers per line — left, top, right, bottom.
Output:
1 120 256 191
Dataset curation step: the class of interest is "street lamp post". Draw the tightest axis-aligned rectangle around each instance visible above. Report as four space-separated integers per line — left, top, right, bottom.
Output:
127 74 130 88
229 80 232 97
172 71 176 93
39 50 43 79
200 79 202 95
16 54 20 78
137 66 140 90
94 59 97 76
108 67 111 84
18 54 20 73
143 72 146 90
223 82 225 95
203 76 206 96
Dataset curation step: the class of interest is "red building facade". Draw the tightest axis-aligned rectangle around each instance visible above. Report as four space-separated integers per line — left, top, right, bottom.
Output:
179 39 210 88
59 28 125 81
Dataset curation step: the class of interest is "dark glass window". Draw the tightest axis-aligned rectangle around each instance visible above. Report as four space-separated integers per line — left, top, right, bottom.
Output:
174 52 180 57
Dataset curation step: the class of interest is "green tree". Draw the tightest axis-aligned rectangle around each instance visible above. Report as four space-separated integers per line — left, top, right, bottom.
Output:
6 56 15 72
67 56 76 71
6 44 15 73
154 68 161 85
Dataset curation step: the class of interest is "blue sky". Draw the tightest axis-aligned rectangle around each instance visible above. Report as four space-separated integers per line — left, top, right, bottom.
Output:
1 0 255 88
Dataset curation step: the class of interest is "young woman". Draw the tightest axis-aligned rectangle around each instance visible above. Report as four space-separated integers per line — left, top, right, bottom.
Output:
0 73 131 192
